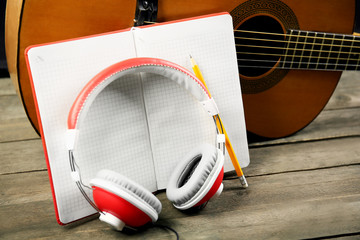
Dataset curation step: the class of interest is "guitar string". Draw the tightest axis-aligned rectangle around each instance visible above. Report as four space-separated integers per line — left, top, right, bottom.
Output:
236 58 359 69
236 29 359 62
236 51 359 62
234 36 360 50
335 35 346 67
234 29 360 43
345 34 356 67
237 64 357 71
144 21 360 44
237 57 359 71
316 31 326 68
142 21 359 65
234 43 360 54
236 31 359 65
235 48 360 62
235 34 359 63
296 31 309 69
237 64 357 70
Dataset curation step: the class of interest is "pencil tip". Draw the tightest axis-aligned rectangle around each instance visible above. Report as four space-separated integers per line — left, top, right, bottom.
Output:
189 54 192 58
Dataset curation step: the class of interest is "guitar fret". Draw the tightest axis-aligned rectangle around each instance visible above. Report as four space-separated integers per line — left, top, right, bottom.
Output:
355 38 360 71
282 29 293 69
318 33 333 70
300 31 317 69
281 29 360 71
297 31 309 69
347 35 357 71
307 32 317 69
315 32 326 70
325 34 336 70
338 35 356 71
290 30 301 69
334 35 346 70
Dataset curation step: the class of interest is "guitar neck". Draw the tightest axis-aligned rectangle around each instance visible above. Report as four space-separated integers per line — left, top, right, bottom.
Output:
281 30 360 71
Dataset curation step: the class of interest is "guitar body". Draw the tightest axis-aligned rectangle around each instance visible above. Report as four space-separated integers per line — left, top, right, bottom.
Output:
5 0 356 138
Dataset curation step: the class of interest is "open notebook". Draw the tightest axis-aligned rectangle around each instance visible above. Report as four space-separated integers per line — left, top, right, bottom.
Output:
25 12 249 224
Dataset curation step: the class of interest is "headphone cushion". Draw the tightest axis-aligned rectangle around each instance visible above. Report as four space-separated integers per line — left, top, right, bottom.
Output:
90 169 162 215
166 143 218 207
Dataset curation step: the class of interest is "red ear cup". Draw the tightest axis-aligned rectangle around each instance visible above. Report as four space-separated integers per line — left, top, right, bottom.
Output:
92 186 152 230
192 167 224 208
166 144 224 210
90 170 162 231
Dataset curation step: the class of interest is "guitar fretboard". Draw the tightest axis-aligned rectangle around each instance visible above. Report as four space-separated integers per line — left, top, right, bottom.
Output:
281 30 360 71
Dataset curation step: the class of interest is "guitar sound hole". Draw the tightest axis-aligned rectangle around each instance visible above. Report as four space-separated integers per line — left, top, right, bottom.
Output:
235 15 285 78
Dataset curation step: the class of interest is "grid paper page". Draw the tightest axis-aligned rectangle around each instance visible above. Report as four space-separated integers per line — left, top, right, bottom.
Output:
134 14 250 186
74 73 157 190
26 31 142 224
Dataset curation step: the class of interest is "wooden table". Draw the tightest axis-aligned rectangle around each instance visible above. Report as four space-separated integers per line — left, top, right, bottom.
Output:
1 72 359 239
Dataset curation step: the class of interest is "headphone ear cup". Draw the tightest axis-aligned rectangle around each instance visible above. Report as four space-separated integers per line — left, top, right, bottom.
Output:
89 169 162 231
166 143 224 210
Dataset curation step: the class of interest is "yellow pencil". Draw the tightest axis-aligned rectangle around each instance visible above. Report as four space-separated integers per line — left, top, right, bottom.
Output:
190 55 248 188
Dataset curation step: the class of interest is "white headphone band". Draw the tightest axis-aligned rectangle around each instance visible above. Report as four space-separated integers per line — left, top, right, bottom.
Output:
66 57 221 150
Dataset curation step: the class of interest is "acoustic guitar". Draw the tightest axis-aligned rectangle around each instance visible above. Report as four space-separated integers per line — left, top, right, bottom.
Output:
5 0 359 139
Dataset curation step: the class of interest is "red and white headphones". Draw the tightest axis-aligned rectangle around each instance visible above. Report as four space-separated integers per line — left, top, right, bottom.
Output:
67 58 225 231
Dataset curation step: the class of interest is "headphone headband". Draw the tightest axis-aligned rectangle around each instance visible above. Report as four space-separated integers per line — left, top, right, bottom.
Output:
67 57 212 130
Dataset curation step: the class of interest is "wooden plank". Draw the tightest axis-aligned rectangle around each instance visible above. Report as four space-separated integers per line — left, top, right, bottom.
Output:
1 165 359 239
0 77 16 96
0 95 39 142
0 118 39 142
0 171 52 206
336 72 360 89
0 95 27 122
0 74 38 142
0 139 45 175
246 136 360 177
